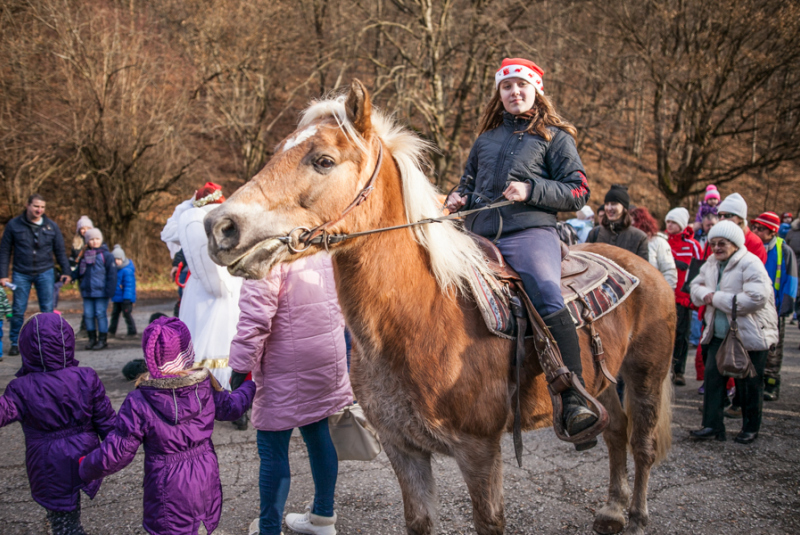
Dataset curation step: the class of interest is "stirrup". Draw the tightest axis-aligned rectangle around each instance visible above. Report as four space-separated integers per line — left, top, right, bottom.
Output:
549 373 609 444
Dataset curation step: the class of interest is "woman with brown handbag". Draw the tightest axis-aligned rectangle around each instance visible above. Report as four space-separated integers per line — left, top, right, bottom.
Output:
689 220 779 444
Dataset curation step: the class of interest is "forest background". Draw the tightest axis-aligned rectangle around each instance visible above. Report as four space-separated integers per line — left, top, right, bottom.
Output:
2 0 800 276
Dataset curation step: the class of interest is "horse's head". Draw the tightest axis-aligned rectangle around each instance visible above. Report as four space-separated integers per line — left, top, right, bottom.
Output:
205 80 382 279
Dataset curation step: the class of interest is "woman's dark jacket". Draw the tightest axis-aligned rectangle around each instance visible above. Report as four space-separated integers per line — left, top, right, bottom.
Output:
456 114 590 239
586 223 649 261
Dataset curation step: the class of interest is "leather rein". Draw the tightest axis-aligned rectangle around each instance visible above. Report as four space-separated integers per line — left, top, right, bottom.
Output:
278 141 513 253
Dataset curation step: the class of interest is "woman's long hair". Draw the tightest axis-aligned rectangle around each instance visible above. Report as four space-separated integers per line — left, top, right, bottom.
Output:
630 207 660 238
601 208 632 230
478 90 578 141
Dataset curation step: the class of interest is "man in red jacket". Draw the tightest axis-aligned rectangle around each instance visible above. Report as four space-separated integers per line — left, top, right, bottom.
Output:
665 207 703 386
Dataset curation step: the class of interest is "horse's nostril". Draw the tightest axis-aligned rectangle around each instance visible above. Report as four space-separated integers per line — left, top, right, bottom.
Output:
220 220 236 239
213 216 240 250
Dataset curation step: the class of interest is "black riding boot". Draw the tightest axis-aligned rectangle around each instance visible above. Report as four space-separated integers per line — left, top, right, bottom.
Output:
85 331 97 351
94 332 108 350
544 307 599 449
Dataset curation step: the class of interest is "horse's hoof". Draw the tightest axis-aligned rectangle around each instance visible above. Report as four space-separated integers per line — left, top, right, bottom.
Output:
593 515 625 534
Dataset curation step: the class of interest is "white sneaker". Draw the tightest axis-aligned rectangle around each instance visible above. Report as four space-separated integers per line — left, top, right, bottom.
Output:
284 510 337 535
249 517 283 535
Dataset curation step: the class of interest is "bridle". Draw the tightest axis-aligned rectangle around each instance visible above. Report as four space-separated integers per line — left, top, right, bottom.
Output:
277 140 514 253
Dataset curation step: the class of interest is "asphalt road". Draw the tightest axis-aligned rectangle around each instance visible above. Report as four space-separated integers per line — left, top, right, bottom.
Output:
0 299 798 534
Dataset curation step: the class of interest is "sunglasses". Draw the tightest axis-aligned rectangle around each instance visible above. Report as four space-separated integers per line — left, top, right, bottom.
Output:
718 213 737 220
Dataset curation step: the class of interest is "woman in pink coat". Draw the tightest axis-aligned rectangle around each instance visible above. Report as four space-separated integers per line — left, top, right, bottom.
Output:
229 253 352 535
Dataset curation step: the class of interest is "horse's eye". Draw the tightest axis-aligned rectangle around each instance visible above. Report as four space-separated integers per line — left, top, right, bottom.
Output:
315 156 335 170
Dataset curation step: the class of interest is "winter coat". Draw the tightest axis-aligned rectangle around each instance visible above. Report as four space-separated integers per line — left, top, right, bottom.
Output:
229 253 353 431
0 212 70 278
456 114 589 238
648 233 678 289
586 223 649 261
176 204 242 387
694 201 718 223
744 228 767 263
73 244 117 299
0 314 115 511
112 260 136 303
668 227 703 308
764 237 798 316
779 222 791 239
784 219 800 259
80 369 255 535
691 247 779 351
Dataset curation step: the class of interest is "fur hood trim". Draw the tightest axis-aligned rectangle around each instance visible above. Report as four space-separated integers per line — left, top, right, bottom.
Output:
137 368 209 389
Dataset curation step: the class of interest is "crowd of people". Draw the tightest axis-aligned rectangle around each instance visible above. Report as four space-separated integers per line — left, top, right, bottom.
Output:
0 54 795 535
566 185 797 444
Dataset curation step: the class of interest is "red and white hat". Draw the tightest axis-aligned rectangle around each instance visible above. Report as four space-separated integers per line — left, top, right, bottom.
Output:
750 211 781 233
193 182 226 207
495 58 545 95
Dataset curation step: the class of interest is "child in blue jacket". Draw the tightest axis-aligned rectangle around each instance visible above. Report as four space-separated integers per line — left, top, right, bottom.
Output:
110 244 137 338
72 229 116 351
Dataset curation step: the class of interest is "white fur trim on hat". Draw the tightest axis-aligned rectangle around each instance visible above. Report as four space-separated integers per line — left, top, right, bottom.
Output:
717 193 748 221
495 65 544 95
665 207 690 231
707 220 745 249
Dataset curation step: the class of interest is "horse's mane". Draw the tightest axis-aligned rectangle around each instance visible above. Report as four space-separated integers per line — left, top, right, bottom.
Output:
299 96 487 294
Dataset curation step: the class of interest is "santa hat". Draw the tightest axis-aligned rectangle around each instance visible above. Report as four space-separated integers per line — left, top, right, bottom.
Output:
750 212 781 233
142 317 195 379
495 58 545 95
704 185 720 201
193 182 226 207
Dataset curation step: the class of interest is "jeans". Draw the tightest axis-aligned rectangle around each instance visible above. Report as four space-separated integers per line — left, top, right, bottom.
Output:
702 337 768 433
495 227 564 316
9 269 55 345
109 301 136 335
83 297 109 333
257 418 338 535
690 310 702 346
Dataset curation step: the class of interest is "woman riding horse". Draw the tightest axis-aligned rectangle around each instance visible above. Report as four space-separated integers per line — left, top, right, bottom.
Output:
446 58 596 443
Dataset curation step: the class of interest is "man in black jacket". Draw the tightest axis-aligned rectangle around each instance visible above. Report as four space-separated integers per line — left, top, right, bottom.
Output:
0 194 71 355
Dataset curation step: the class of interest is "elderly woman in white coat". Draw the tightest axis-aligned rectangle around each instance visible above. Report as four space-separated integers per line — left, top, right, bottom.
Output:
689 220 778 444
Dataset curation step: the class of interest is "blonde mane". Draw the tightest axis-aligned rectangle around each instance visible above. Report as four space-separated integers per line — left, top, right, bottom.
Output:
299 96 487 294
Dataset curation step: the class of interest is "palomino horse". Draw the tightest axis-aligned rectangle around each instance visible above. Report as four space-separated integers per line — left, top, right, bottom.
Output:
205 81 675 535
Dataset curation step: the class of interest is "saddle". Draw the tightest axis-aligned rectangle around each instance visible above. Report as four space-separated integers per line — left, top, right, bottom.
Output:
466 234 639 465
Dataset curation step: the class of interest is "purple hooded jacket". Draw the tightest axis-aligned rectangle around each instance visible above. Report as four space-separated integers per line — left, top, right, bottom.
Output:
79 369 255 535
0 313 116 511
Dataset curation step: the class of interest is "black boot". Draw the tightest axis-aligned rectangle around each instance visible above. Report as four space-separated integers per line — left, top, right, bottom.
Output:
764 377 780 401
94 332 108 350
543 308 599 449
85 331 97 351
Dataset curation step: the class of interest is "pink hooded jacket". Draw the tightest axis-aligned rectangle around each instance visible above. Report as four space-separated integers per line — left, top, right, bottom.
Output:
229 253 352 431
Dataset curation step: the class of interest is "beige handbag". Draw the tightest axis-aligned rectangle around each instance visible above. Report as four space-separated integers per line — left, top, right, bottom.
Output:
328 403 382 461
716 296 757 379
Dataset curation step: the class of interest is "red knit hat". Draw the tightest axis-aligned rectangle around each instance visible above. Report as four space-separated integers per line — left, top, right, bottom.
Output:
193 182 225 207
750 211 781 233
495 58 545 95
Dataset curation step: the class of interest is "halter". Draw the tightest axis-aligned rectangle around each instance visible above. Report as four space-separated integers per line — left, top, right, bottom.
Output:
278 141 514 253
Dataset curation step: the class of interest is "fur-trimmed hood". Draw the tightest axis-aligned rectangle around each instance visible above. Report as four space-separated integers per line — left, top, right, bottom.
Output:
136 369 212 425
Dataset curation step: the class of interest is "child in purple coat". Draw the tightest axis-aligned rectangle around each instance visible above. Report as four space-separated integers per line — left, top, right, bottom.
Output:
79 317 255 535
0 313 116 535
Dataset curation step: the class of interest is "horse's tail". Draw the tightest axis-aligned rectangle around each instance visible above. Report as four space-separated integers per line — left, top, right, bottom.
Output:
624 371 673 465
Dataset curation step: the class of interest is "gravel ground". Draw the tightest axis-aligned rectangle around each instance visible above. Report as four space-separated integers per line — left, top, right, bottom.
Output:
0 298 798 534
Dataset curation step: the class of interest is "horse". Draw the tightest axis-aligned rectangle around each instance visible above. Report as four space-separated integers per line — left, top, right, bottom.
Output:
204 80 676 535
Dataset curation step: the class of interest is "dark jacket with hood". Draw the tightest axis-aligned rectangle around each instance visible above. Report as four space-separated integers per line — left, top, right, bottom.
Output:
0 313 116 511
73 244 117 299
456 114 590 239
80 369 255 535
0 211 70 278
785 219 800 259
586 221 649 261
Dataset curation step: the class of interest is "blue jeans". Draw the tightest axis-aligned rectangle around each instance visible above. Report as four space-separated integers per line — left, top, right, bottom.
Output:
257 418 338 535
83 297 109 333
495 227 565 316
9 269 55 345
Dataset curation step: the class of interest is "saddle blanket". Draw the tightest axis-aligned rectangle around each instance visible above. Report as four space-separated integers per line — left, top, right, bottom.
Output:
469 251 639 339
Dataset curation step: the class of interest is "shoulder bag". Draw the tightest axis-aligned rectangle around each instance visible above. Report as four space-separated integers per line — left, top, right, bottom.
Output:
716 295 757 379
328 403 382 461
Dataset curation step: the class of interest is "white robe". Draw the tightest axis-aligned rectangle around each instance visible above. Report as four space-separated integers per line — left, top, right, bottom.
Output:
174 204 242 388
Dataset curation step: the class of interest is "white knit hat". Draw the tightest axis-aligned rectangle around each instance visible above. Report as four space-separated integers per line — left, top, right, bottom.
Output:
578 205 594 219
716 193 748 220
665 207 690 231
707 220 744 249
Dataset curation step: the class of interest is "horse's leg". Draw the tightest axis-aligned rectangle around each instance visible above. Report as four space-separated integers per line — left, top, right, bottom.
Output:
383 441 438 535
593 386 631 535
623 371 669 535
453 436 505 535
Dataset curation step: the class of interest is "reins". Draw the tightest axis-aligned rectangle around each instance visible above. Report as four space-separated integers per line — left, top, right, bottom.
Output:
279 141 514 253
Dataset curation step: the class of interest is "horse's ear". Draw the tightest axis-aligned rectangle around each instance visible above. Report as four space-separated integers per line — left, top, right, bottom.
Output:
346 79 372 135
